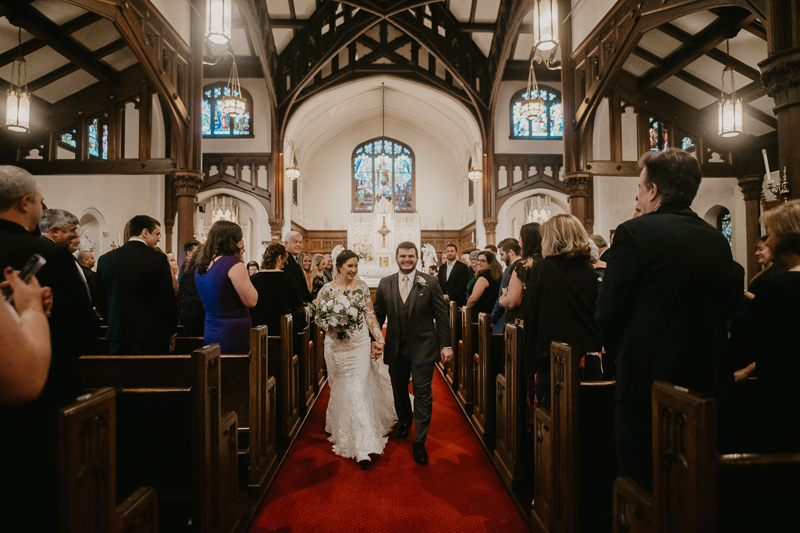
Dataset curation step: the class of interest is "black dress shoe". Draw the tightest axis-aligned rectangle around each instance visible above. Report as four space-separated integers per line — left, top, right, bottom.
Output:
397 422 411 439
413 442 428 465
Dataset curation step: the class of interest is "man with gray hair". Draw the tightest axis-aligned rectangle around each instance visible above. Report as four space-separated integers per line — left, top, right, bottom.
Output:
282 230 311 302
0 166 98 531
40 208 91 299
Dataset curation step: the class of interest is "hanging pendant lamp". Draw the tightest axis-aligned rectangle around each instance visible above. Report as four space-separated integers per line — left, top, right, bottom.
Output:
221 58 246 117
718 39 743 138
6 26 31 133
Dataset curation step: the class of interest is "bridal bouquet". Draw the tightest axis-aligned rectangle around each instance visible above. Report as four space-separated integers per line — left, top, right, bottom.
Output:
315 287 367 340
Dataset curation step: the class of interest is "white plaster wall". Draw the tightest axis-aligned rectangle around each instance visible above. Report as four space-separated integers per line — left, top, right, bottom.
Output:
301 120 461 231
572 0 619 51
593 175 639 242
693 177 747 274
150 0 192 46
495 81 564 155
35 174 166 258
201 78 273 153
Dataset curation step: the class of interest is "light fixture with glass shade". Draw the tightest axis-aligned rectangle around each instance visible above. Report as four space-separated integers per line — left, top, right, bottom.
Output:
532 0 561 70
6 26 30 133
718 39 743 138
205 0 232 46
284 140 300 180
468 143 483 182
520 58 546 121
221 59 246 117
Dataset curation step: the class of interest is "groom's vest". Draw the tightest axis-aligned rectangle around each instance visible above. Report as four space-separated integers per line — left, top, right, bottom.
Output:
398 292 411 348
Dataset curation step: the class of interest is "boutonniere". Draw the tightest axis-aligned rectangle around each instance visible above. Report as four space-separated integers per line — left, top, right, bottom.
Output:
414 277 428 289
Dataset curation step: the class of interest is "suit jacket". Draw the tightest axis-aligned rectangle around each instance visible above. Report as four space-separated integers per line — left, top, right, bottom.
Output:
0 219 98 406
490 258 517 332
373 271 451 367
80 263 97 304
596 204 737 406
437 260 470 307
283 254 312 302
96 240 177 342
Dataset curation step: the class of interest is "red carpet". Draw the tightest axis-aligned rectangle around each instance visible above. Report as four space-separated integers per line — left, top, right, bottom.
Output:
249 370 530 532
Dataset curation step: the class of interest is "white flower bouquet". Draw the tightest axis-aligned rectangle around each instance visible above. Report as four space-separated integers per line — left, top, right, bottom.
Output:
315 286 367 340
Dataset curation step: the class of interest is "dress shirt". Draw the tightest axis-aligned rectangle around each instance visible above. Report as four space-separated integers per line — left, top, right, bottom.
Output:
445 260 455 280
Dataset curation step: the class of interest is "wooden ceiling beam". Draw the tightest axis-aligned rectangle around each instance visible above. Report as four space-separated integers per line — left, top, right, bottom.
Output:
639 10 756 92
487 0 530 110
3 3 119 86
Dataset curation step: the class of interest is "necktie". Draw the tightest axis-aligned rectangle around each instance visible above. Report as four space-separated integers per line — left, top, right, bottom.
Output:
401 275 409 302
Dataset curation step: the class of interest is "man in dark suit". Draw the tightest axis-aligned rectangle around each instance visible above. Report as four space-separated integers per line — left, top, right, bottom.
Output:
437 243 470 307
597 149 737 491
282 230 311 302
0 166 98 531
374 242 452 465
39 208 92 302
491 238 520 334
96 215 177 355
77 250 97 303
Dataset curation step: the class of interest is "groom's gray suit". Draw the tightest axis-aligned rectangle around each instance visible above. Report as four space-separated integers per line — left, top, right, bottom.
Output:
373 270 451 443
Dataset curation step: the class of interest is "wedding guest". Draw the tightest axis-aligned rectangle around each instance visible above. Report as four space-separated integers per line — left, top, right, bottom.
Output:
491 238 520 333
96 215 176 355
745 236 785 300
301 250 314 293
283 231 312 302
466 250 502 321
178 239 200 283
484 244 498 255
591 234 610 262
177 255 205 337
40 209 90 298
500 224 542 327
460 252 470 266
588 239 607 282
322 253 333 283
437 243 470 307
428 265 438 276
250 242 306 333
166 252 180 293
195 221 258 354
523 214 601 408
77 250 97 303
246 261 259 276
310 253 327 300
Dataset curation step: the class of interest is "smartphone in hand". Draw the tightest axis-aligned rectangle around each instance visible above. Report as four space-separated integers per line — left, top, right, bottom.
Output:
4 254 46 303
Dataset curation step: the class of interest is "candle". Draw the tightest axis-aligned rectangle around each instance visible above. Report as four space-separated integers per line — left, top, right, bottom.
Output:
762 149 772 184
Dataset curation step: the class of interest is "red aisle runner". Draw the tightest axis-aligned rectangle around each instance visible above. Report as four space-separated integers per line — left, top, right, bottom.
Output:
249 370 530 532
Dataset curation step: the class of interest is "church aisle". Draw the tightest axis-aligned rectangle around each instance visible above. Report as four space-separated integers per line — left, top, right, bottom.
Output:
249 370 530 532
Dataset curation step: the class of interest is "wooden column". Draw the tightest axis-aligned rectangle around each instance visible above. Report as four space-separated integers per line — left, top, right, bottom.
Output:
760 0 800 200
482 125 497 245
270 123 284 241
738 174 764 279
173 171 203 264
564 172 593 234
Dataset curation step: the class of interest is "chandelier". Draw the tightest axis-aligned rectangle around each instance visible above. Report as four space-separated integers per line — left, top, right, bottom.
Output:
205 0 232 45
6 26 30 133
532 0 561 70
524 195 552 224
221 59 246 117
520 58 546 121
468 142 483 182
718 39 743 138
284 139 300 180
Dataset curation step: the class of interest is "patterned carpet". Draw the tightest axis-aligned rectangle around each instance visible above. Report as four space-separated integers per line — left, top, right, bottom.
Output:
249 369 530 532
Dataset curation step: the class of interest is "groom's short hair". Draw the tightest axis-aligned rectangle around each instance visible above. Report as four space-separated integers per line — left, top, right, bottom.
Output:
396 241 418 256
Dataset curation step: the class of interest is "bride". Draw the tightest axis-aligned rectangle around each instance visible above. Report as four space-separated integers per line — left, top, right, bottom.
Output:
314 249 396 467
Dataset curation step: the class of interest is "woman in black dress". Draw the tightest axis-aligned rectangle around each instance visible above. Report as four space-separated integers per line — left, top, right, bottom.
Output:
250 242 306 334
466 250 502 321
499 222 542 326
744 235 786 300
522 214 602 408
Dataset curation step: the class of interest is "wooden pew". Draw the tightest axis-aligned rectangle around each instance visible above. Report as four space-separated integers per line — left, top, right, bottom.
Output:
442 301 460 391
456 306 477 412
471 312 504 448
311 322 327 391
219 326 277 492
78 346 240 533
92 335 205 356
57 387 158 533
297 312 315 413
268 314 301 446
531 342 617 533
100 324 184 338
494 323 526 490
614 381 800 533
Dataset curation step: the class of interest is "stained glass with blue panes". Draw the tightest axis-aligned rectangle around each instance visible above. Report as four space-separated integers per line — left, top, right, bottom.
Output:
353 138 414 212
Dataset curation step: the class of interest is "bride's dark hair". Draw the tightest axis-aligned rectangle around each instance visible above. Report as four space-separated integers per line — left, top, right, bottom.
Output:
335 250 359 272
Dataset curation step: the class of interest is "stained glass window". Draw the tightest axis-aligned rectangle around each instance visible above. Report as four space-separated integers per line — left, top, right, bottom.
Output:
202 82 252 137
352 137 414 212
682 137 694 150
60 129 77 149
717 210 732 247
511 87 563 139
87 116 108 160
648 117 668 151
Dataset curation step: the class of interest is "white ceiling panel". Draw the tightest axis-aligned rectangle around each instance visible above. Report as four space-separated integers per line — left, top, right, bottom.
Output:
100 48 138 72
749 95 775 116
717 30 767 71
656 77 717 109
474 0 501 24
669 11 718 36
294 0 317 19
638 29 683 59
232 28 251 56
744 115 775 136
0 18 34 56
273 28 294 54
0 46 69 84
31 0 87 26
683 54 727 88
267 0 292 19
71 20 119 52
449 0 473 22
622 54 655 77
35 69 98 103
512 34 533 61
471 33 493 57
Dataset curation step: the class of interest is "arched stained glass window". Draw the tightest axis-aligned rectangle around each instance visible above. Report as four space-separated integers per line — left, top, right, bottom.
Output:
511 86 563 139
648 117 668 151
717 209 732 247
88 115 108 160
353 137 414 212
202 82 253 137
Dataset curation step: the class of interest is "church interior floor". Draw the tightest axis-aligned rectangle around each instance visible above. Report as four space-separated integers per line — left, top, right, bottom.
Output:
248 370 530 532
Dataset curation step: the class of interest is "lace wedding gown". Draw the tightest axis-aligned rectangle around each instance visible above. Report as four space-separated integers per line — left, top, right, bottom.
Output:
318 278 397 462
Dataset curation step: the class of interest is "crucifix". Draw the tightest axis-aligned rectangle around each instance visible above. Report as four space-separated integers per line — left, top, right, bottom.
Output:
378 218 391 249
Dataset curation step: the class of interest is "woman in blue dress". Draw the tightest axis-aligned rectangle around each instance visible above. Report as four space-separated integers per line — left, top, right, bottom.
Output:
194 221 258 353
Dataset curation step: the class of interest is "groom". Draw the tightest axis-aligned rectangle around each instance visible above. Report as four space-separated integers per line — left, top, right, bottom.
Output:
373 242 452 465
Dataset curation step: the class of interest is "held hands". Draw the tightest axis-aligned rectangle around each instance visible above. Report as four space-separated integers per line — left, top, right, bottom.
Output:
440 347 453 363
370 341 384 360
1 267 52 317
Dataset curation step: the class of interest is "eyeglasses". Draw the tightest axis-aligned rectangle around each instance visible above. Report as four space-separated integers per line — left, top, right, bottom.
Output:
475 259 488 264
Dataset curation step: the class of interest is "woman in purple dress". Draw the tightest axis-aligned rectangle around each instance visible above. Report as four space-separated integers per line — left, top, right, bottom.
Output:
194 221 258 354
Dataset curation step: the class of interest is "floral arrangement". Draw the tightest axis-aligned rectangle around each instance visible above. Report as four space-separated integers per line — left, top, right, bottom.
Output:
314 286 367 340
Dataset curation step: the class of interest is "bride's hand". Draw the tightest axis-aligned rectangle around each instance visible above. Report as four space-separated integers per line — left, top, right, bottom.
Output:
370 341 384 360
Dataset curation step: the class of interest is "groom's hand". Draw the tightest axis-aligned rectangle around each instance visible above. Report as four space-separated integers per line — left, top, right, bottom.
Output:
371 341 384 360
440 347 453 363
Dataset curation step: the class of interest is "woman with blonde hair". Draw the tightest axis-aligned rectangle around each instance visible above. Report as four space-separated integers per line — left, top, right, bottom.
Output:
300 251 314 293
522 214 602 408
310 253 327 300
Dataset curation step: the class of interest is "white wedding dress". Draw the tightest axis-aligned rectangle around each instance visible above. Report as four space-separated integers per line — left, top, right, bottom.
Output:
318 278 397 462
